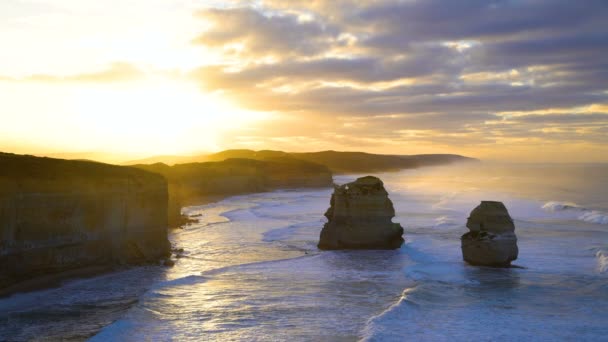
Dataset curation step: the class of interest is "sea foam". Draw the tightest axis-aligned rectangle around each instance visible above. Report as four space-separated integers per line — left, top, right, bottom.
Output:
597 250 608 273
542 201 608 225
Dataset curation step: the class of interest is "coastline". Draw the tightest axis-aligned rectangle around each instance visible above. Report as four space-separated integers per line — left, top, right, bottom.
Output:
0 265 116 298
0 190 327 299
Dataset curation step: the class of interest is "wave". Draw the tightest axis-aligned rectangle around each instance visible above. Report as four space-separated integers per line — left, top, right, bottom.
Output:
262 220 323 242
542 201 582 212
433 216 458 229
542 201 608 225
597 250 608 273
361 287 419 341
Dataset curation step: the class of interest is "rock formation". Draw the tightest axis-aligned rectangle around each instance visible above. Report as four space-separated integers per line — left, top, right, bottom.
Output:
0 153 170 294
318 176 404 250
461 201 518 267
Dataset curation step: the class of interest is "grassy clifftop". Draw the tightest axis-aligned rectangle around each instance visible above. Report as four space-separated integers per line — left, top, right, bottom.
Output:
0 152 162 181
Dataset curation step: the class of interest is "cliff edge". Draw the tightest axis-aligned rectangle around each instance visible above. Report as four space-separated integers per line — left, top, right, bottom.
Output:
0 153 170 295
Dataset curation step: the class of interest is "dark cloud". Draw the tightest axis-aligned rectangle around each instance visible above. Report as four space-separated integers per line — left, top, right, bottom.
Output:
194 7 339 57
192 1 608 150
512 113 608 124
192 44 461 88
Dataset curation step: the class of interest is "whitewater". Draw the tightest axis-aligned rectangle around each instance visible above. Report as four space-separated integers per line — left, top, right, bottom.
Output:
1 163 607 341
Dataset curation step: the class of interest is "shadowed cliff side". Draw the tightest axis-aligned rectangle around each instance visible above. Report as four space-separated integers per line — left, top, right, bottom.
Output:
0 153 170 295
133 157 333 227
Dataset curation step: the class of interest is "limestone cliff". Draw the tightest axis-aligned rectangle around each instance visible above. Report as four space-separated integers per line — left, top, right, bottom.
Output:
134 157 333 227
318 176 404 250
0 153 170 292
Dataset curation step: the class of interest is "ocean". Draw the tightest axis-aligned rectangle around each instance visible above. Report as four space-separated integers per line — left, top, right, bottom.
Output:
1 162 607 341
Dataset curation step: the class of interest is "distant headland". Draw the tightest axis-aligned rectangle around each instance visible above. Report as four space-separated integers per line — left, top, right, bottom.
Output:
125 149 477 173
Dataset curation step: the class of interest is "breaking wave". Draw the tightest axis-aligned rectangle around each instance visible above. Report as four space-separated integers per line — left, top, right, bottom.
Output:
542 201 608 225
597 250 608 273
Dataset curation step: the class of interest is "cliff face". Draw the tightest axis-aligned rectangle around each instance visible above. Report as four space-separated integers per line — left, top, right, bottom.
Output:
0 153 170 291
134 157 333 227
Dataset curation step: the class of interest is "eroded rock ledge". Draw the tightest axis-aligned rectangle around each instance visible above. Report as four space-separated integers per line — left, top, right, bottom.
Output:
318 176 404 250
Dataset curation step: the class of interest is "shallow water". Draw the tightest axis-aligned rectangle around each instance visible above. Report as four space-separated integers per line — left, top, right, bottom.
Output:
1 162 607 341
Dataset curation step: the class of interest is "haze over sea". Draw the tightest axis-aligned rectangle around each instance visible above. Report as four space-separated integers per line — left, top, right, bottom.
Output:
2 162 607 341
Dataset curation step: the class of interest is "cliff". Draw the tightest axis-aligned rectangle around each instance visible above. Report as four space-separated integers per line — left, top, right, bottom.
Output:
0 153 170 294
124 149 477 172
133 157 333 227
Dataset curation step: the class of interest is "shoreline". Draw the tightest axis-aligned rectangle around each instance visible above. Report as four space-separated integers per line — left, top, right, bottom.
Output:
0 265 117 299
0 181 387 298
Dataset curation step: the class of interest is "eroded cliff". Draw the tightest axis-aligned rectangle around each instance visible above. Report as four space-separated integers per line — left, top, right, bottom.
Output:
0 153 170 293
134 157 333 227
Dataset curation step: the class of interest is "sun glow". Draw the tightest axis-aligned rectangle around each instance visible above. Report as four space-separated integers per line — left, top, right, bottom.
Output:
0 77 270 159
71 78 271 155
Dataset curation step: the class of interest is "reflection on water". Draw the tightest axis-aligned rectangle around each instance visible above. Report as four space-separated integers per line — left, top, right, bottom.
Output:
1 163 607 341
382 162 608 211
119 251 412 341
0 266 167 341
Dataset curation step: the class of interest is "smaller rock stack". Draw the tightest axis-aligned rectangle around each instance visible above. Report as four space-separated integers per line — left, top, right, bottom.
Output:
318 176 404 250
461 201 518 267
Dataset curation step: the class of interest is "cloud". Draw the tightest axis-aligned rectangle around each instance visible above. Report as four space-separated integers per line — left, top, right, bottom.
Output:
511 113 608 124
2 62 143 83
189 1 608 160
194 7 339 58
357 0 606 45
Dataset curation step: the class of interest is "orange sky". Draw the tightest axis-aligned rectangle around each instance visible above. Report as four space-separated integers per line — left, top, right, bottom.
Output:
1 0 607 163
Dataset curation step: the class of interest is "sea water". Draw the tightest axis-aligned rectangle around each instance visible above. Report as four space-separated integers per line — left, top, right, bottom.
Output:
1 163 607 341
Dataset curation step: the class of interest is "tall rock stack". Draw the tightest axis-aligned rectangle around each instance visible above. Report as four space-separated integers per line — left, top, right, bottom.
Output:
461 201 518 267
318 176 404 250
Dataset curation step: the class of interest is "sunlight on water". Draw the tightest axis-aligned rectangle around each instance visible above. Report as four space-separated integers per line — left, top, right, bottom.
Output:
1 163 607 341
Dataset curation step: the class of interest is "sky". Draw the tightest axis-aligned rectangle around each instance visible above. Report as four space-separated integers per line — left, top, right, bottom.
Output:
1 0 607 163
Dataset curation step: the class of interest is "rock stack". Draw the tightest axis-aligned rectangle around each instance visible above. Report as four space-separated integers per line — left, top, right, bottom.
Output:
461 201 518 267
318 176 404 250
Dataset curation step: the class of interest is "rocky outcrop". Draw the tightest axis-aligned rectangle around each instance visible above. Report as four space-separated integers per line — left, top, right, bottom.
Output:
318 176 404 250
0 153 170 294
461 201 518 267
